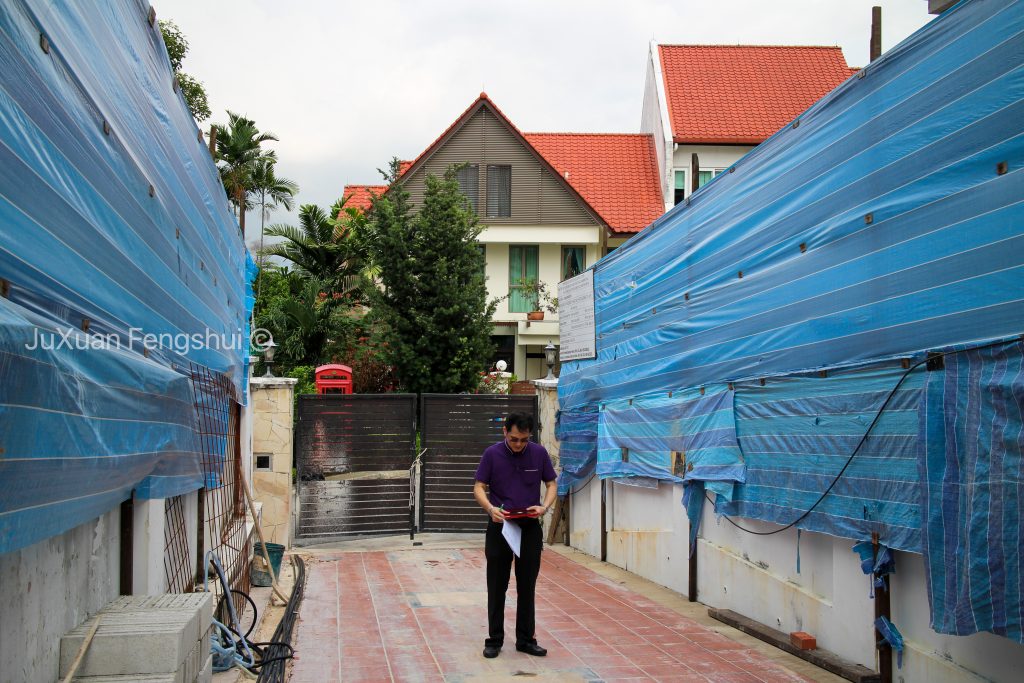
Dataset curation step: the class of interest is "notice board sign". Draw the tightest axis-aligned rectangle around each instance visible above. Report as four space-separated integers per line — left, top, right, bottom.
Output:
558 269 596 361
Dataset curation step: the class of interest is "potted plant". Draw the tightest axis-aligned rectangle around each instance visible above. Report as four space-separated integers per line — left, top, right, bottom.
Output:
521 278 558 321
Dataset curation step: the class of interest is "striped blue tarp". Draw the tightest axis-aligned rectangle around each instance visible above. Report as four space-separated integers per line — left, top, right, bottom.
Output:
920 340 1024 643
560 0 1024 412
718 361 926 552
555 409 598 496
0 0 250 553
595 387 744 496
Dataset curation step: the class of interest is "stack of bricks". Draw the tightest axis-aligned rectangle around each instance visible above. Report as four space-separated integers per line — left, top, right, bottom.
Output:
59 593 214 683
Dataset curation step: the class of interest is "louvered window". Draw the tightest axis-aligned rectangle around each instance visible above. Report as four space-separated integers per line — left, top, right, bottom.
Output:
486 164 511 218
456 164 479 213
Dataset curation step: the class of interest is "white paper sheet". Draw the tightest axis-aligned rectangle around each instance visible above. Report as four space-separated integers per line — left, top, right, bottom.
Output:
501 519 521 557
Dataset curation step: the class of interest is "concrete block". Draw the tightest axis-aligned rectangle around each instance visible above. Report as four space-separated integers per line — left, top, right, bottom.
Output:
70 675 178 683
60 611 196 678
197 654 213 683
106 593 214 635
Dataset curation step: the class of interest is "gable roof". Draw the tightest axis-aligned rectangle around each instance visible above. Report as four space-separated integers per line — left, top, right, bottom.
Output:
399 93 609 228
525 133 664 233
658 44 855 145
341 184 387 213
340 94 666 235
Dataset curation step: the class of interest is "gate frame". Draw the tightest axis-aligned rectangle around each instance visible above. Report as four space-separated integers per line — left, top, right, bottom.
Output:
417 393 539 534
293 393 418 545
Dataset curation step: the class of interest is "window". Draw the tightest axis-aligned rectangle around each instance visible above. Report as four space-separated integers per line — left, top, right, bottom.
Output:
698 170 715 188
486 164 511 218
561 246 585 281
674 170 686 205
255 453 272 471
456 164 479 213
508 245 539 312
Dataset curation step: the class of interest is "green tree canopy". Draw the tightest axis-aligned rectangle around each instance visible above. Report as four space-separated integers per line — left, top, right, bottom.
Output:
213 112 278 236
260 197 370 302
365 160 496 394
158 20 211 121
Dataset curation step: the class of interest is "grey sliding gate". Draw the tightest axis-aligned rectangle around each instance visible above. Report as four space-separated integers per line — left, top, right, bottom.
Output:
418 394 538 533
294 394 416 543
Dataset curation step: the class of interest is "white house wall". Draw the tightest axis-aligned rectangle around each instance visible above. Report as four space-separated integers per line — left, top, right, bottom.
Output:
568 481 1024 682
0 510 120 683
640 44 672 208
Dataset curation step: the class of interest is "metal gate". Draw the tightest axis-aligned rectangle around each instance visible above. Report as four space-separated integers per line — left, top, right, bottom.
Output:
294 394 416 543
419 394 538 533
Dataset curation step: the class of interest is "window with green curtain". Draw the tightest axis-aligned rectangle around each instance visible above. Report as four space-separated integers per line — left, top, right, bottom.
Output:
674 170 686 205
561 245 584 281
508 245 539 312
456 164 480 213
697 170 715 188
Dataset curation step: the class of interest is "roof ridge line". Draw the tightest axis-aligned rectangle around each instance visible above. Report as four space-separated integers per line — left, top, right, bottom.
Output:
659 43 843 49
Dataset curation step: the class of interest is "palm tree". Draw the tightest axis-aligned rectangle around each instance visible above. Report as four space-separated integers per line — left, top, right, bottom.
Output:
260 198 370 302
213 111 277 236
248 158 299 301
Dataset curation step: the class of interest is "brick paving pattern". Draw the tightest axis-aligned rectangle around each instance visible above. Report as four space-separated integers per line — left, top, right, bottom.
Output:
289 546 813 682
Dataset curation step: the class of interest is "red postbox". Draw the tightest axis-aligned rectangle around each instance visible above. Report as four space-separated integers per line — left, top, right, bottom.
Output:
315 364 353 394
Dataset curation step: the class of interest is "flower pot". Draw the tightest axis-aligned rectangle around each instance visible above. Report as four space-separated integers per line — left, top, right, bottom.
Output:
527 311 545 321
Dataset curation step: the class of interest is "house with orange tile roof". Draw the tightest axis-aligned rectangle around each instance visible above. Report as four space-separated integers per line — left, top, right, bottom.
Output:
341 93 663 379
642 43 857 210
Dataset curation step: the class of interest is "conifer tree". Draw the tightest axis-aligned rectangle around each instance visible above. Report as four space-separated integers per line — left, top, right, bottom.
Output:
367 160 496 394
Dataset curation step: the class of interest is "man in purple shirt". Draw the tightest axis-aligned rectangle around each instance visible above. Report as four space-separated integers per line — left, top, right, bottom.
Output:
474 412 557 659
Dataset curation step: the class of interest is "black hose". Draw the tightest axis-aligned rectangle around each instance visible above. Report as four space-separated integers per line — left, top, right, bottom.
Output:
255 555 306 683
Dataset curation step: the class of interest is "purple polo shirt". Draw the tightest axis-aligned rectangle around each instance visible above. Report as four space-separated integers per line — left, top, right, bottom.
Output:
475 440 557 510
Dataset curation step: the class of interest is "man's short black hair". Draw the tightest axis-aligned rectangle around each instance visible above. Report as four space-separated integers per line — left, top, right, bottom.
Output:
504 412 535 433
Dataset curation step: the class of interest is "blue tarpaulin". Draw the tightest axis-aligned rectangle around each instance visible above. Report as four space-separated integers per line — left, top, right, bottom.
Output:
0 0 250 553
560 0 1024 412
920 340 1024 643
556 0 1024 642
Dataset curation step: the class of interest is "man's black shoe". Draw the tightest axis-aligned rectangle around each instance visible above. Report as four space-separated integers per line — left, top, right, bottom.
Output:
483 645 501 658
515 643 547 657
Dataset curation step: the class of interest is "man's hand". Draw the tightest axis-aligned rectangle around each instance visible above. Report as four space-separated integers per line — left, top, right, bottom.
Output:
490 506 508 523
526 505 546 517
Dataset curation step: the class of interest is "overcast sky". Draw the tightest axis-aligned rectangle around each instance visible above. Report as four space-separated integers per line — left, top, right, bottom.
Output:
158 0 934 249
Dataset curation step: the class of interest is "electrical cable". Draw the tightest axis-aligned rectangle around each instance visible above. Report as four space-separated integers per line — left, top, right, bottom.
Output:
706 336 1021 536
255 554 306 683
565 472 597 497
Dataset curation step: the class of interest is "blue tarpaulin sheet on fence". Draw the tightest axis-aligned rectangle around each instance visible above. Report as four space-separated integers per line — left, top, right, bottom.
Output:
556 0 1024 641
560 0 1024 413
719 361 926 552
0 0 249 553
920 340 1024 643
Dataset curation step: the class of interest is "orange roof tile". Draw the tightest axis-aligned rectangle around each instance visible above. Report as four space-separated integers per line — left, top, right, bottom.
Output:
659 45 854 144
341 184 387 213
525 133 664 234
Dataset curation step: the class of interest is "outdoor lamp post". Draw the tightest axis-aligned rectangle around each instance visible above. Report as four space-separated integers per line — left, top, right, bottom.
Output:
544 341 556 380
262 340 277 378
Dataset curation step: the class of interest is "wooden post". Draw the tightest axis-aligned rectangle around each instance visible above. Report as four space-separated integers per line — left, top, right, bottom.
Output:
600 479 607 562
870 7 882 62
119 496 133 595
207 124 217 157
688 541 698 602
872 532 893 683
194 488 205 587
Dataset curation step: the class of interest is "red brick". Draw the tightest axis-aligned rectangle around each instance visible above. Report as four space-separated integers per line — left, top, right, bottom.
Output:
790 631 817 650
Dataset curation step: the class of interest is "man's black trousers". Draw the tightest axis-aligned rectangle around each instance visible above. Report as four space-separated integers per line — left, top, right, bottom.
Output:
484 518 542 648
